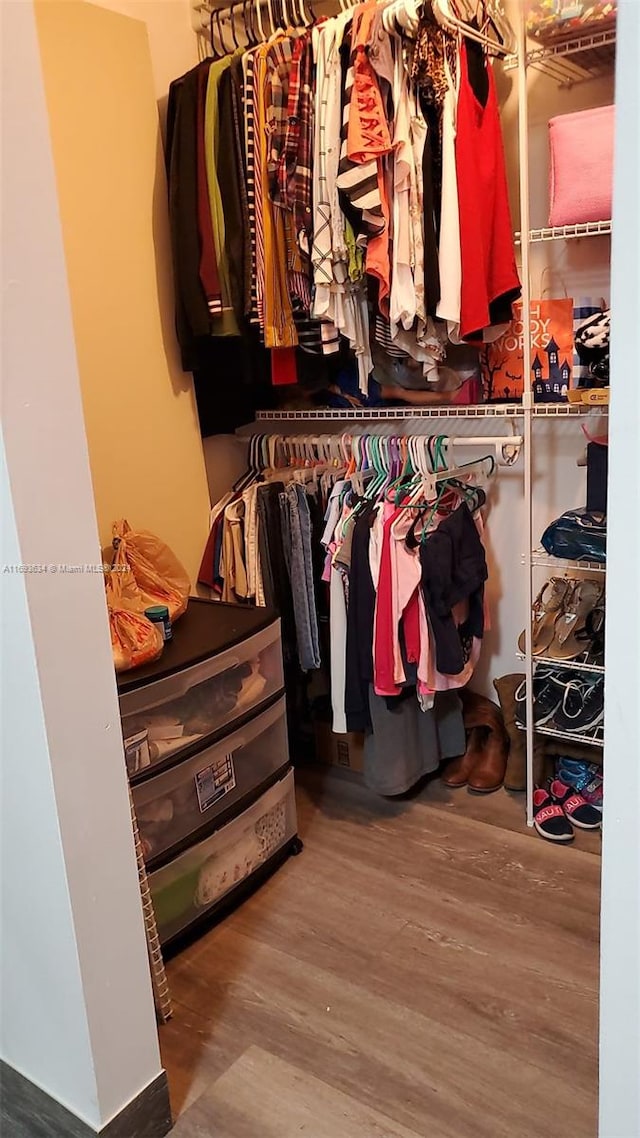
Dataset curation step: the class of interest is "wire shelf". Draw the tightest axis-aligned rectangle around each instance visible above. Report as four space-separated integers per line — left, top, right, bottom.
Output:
515 220 612 244
254 405 521 421
529 550 606 574
518 721 604 748
516 652 604 676
504 27 616 86
254 404 608 422
531 403 608 416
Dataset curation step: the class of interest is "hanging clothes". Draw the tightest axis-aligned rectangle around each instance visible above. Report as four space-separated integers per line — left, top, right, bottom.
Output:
197 431 500 794
454 38 521 341
167 7 521 423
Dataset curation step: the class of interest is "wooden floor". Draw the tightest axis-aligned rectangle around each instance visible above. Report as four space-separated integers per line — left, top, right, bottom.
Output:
164 766 601 1138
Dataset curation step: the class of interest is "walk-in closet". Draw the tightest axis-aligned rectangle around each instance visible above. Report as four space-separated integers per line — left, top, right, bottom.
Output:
2 1 638 1137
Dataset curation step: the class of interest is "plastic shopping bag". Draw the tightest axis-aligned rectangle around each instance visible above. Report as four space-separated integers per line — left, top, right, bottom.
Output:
108 605 164 673
105 548 164 672
112 519 190 621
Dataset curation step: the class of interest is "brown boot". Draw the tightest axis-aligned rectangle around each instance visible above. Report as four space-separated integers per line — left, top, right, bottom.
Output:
459 689 506 731
467 723 509 793
493 673 547 790
441 727 487 788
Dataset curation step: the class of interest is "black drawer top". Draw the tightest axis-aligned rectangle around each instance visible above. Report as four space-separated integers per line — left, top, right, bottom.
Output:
117 598 278 694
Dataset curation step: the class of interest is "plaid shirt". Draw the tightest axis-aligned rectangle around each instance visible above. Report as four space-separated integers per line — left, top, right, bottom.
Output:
277 32 314 260
265 36 294 205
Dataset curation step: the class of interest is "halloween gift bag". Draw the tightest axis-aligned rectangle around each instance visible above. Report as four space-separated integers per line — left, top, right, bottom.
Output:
481 298 574 403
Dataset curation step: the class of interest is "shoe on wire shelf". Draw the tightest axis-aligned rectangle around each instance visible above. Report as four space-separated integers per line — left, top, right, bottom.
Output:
552 676 604 735
514 667 565 729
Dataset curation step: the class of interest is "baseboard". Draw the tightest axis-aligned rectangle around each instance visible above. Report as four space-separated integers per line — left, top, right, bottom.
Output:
0 1062 172 1138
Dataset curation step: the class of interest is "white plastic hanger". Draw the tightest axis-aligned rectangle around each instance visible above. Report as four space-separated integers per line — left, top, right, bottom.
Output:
432 0 516 55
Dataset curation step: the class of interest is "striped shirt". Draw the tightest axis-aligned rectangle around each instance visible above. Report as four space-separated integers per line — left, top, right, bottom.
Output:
336 30 385 242
242 50 260 324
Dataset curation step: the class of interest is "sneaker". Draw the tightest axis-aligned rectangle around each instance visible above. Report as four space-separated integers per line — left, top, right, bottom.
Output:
555 757 592 791
514 668 565 728
549 779 602 830
553 677 604 734
581 773 604 812
533 787 574 843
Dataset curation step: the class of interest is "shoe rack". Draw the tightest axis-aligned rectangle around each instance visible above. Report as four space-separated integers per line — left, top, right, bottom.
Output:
514 11 613 825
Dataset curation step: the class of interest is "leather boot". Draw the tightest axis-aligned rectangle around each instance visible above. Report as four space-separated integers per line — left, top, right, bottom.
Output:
457 688 510 794
460 689 506 734
467 723 509 793
441 727 487 788
493 673 547 790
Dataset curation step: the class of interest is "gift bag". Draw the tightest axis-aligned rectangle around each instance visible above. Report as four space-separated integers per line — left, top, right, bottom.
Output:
112 519 190 622
481 298 574 403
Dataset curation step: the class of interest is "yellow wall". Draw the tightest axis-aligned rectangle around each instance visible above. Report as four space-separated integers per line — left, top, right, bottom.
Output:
35 0 211 583
87 0 198 105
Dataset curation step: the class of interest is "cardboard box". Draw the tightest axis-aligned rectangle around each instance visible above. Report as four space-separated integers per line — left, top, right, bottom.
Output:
313 719 364 774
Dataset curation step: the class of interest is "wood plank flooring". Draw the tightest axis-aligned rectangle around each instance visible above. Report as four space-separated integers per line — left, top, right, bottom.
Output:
164 766 601 1138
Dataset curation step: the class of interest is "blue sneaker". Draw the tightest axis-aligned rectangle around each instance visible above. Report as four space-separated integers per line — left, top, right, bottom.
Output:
555 757 592 792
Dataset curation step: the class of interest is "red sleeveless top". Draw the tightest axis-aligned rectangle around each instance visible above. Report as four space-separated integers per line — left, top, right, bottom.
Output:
455 40 521 341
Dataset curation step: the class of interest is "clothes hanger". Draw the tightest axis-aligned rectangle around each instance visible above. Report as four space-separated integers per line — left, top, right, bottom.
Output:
432 0 515 55
296 0 311 28
224 6 238 52
265 0 277 37
253 0 266 42
215 6 232 55
233 434 259 493
280 0 291 31
209 6 221 58
242 0 256 45
287 0 299 27
227 3 240 50
403 458 489 549
393 444 493 530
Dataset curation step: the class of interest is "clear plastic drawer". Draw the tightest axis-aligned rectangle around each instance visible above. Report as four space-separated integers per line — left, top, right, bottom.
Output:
120 621 283 776
134 698 288 863
149 768 297 945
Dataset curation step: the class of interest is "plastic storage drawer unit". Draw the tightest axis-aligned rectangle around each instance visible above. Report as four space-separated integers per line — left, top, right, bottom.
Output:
120 620 283 775
150 769 298 945
133 697 289 863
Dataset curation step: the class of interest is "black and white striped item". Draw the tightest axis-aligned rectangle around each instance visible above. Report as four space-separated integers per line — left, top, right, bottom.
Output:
293 303 340 356
575 308 610 353
335 35 385 241
243 53 259 325
575 308 610 383
573 298 605 385
374 315 410 359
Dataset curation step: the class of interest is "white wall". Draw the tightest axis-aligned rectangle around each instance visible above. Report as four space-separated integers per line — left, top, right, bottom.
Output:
599 3 640 1135
0 438 100 1123
1 1 162 1127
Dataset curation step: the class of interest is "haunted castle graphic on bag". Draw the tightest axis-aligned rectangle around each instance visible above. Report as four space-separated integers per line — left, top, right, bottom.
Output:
480 298 574 402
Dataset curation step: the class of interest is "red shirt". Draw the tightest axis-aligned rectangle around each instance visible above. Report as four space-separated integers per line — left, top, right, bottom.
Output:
455 40 521 340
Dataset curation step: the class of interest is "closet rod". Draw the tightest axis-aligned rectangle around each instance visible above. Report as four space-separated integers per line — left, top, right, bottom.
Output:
241 428 523 465
240 427 523 449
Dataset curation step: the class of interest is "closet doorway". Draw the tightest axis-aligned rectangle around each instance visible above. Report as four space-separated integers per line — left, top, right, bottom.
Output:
10 0 636 1135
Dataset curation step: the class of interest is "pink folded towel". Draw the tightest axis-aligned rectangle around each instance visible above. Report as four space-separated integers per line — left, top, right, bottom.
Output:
549 105 614 228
